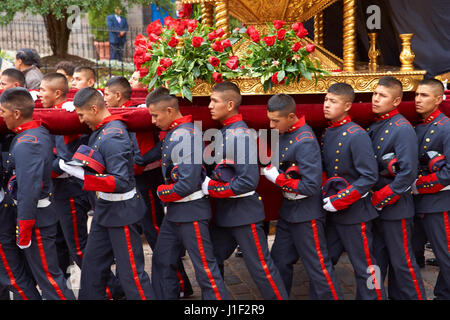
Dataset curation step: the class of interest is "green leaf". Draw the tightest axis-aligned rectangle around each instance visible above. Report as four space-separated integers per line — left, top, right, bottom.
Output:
182 86 193 102
277 70 285 83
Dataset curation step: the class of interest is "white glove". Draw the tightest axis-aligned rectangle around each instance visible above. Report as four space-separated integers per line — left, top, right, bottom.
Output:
61 101 75 112
18 242 32 250
411 179 419 195
29 90 39 102
59 159 85 180
322 197 337 212
263 165 280 184
202 176 211 195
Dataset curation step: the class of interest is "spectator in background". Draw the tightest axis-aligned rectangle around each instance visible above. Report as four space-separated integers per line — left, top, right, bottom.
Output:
0 68 25 90
14 48 44 90
55 61 75 89
129 70 146 89
106 6 128 61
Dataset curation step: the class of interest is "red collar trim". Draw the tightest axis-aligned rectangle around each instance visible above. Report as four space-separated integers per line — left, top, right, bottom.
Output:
221 114 243 126
95 114 124 130
421 108 441 124
288 116 306 132
120 100 134 108
375 108 399 121
13 120 42 134
168 115 192 130
328 115 351 128
53 100 69 109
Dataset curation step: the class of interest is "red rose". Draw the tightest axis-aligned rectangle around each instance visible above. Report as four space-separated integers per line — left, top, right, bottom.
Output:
168 36 179 48
139 68 149 78
249 30 261 42
272 72 286 85
208 31 217 41
146 20 163 36
215 28 225 38
192 36 204 48
144 52 152 62
160 58 172 68
134 34 147 47
148 33 160 43
263 36 276 47
208 56 220 67
226 56 239 70
273 20 286 30
221 39 232 49
306 43 316 53
291 22 303 32
212 72 223 83
211 41 224 52
187 19 198 33
291 42 303 52
296 26 308 39
164 16 176 28
276 29 286 41
156 66 166 76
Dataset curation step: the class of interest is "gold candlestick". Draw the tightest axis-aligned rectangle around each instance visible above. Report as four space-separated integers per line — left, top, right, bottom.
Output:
399 33 415 71
368 32 380 72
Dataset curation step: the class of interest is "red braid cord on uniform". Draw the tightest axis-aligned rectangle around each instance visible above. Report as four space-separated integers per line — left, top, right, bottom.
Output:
371 184 400 210
156 184 183 202
329 185 362 211
415 172 447 194
207 180 236 198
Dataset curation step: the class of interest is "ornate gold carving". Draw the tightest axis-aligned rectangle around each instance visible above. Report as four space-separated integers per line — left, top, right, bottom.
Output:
215 0 230 38
189 71 426 96
399 34 415 72
343 0 356 72
314 12 324 46
368 33 380 72
181 0 338 24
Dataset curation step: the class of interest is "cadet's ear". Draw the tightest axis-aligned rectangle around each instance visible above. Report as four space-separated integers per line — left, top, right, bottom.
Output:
13 109 22 120
87 78 95 87
344 101 352 113
393 96 402 107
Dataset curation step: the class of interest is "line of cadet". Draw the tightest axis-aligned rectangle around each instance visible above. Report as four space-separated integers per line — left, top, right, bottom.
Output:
0 70 448 300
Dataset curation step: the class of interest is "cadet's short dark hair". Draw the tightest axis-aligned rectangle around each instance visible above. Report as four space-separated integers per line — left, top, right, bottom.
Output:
55 60 75 77
0 87 35 118
145 87 178 109
73 66 96 81
327 82 355 103
1 68 25 87
42 72 69 97
267 94 297 116
106 76 132 100
73 87 104 109
377 76 403 97
418 78 444 95
212 81 242 109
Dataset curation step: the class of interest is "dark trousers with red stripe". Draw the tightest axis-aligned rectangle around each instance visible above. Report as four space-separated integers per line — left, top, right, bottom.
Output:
0 196 41 300
78 220 154 300
152 219 230 300
24 224 75 300
137 171 193 297
421 212 450 299
0 240 42 300
271 218 343 299
373 218 426 300
326 220 387 300
54 195 90 267
210 222 289 300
